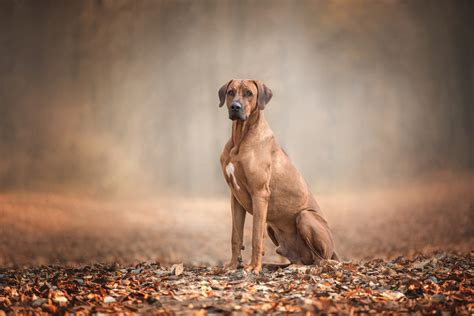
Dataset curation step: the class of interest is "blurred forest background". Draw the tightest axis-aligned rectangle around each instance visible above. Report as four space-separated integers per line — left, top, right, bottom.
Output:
0 0 472 266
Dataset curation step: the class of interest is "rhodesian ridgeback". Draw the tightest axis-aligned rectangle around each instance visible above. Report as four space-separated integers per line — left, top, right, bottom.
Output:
219 79 339 274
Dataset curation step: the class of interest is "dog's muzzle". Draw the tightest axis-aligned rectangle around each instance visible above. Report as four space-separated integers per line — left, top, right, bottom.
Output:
228 101 247 121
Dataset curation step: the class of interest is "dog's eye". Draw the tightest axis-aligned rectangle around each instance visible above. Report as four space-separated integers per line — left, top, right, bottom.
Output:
227 90 235 96
245 90 253 97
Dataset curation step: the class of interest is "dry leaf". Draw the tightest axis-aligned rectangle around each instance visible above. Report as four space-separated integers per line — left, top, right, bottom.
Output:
171 263 184 276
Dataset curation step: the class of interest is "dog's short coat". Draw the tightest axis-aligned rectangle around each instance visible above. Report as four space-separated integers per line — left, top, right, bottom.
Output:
219 79 338 274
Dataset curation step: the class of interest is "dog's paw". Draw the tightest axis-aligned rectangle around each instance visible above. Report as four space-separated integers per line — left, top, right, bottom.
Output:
224 261 239 270
224 255 243 271
244 264 262 275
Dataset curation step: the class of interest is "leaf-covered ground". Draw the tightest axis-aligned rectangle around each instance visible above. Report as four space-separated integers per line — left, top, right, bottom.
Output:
1 252 472 315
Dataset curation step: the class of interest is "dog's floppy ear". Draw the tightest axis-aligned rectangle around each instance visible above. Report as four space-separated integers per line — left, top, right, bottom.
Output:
218 80 232 107
253 80 273 110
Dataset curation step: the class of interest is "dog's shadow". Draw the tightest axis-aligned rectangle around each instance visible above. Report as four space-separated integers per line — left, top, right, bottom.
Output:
262 263 292 272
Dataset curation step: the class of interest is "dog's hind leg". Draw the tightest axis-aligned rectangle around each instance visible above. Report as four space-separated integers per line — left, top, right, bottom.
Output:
266 225 279 247
296 210 338 263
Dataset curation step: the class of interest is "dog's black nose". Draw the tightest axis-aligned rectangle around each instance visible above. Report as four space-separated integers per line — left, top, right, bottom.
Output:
230 102 242 111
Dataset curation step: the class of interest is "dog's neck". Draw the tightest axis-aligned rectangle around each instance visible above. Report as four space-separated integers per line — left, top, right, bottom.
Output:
231 108 270 152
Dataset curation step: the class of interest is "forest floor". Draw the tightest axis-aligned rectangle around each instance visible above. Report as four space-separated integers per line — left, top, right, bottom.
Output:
0 175 473 314
1 253 472 315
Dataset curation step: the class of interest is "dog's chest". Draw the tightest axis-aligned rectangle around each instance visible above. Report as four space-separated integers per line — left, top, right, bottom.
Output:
222 157 253 212
223 156 246 192
225 162 240 190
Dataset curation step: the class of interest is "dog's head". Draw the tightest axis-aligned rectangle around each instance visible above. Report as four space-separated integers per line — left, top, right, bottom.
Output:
218 79 272 121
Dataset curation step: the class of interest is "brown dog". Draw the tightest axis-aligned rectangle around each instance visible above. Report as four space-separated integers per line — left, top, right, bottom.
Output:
219 79 338 274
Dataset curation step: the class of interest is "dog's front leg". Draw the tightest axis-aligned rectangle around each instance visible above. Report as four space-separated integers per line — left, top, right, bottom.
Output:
225 195 246 270
246 194 269 274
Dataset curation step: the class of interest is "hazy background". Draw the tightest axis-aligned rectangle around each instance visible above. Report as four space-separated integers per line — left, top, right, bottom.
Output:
1 0 473 195
0 0 472 266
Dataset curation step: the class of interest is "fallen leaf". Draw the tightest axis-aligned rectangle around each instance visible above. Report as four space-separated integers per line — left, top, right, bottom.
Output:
171 263 184 276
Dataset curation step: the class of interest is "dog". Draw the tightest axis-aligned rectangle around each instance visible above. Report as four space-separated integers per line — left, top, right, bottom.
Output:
219 79 338 274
